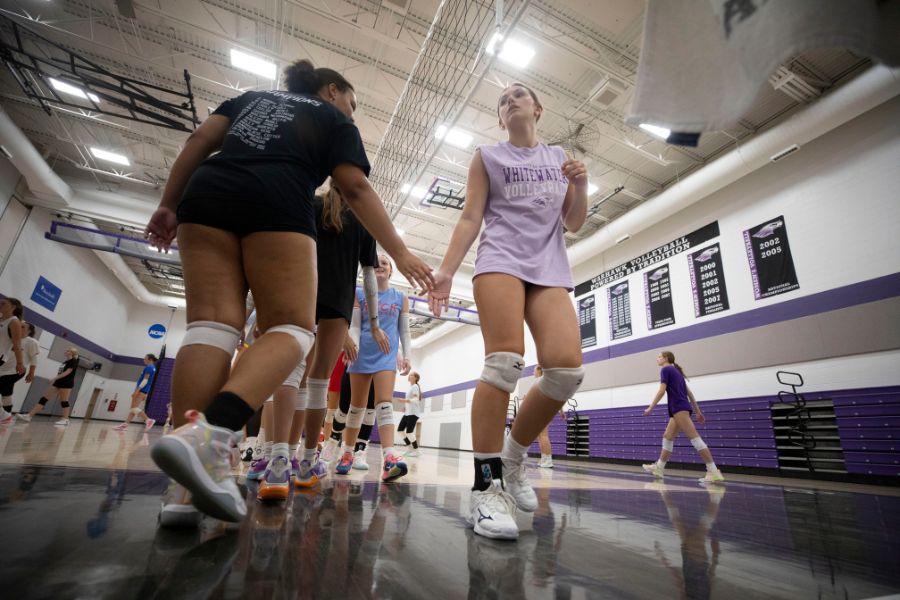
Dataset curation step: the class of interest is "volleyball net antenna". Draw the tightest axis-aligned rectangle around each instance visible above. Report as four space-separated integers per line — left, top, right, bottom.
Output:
370 0 531 219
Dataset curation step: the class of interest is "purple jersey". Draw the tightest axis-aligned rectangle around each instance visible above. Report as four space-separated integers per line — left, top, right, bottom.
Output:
474 141 573 290
661 365 692 416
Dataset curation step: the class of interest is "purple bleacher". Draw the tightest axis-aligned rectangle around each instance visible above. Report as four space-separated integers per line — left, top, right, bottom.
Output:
145 358 174 424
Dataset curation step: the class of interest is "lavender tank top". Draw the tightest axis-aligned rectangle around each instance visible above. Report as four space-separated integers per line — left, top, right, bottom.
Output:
474 141 574 290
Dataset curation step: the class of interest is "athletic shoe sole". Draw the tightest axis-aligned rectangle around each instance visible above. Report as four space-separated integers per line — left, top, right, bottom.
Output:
158 505 203 529
472 520 518 540
294 474 321 489
258 482 289 501
151 436 246 522
381 462 408 483
351 463 369 471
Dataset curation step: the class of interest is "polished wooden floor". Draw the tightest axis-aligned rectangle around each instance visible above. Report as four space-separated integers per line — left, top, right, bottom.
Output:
1 417 898 599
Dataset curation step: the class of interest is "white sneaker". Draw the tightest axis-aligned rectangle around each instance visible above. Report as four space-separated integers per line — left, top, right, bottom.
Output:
470 480 518 540
321 438 340 462
642 462 665 478
501 459 537 512
54 418 69 426
352 450 369 470
406 448 420 457
17 413 32 423
538 459 553 469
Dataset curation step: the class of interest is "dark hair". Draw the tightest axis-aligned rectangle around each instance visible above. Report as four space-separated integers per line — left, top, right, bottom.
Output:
145 354 158 363
661 350 686 378
26 323 36 337
497 83 543 125
410 372 420 384
284 59 354 95
4 297 23 319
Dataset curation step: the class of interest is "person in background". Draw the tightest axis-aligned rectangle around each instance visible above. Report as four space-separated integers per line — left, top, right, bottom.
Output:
398 372 422 457
19 347 80 426
114 354 159 431
0 297 25 423
642 350 725 485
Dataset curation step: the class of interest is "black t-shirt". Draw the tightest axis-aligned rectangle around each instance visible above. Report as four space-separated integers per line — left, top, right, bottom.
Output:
314 196 377 321
55 358 79 388
182 91 370 215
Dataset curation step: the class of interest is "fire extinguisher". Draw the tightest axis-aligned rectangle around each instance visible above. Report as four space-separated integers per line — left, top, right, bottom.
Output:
108 393 118 412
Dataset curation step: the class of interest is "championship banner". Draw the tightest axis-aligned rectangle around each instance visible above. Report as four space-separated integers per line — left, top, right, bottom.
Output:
607 281 632 340
688 243 730 317
575 221 719 296
743 216 799 299
644 263 675 330
578 295 597 349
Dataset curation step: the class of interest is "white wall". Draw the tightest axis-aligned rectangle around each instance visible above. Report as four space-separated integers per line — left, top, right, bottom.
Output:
411 96 900 450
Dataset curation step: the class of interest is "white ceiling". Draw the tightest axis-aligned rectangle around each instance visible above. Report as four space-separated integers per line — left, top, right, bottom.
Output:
0 0 872 335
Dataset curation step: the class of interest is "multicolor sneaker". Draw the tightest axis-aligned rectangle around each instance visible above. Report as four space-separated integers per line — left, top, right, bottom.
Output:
150 410 246 522
0 414 15 425
158 480 202 528
351 450 369 470
295 458 328 488
501 459 537 512
291 456 300 480
698 470 725 485
469 479 518 540
381 454 408 483
145 419 156 431
642 462 665 478
258 455 291 501
335 451 354 475
113 422 128 431
246 456 269 481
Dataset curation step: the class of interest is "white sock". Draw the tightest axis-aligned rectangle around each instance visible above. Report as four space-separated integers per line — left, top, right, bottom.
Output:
382 446 396 458
541 454 552 462
501 435 528 465
706 461 718 472
657 459 667 469
302 447 317 463
342 443 354 455
272 442 290 459
264 441 273 458
289 443 299 457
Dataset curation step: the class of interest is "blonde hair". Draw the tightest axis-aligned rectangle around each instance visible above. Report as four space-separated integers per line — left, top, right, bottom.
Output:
67 347 79 358
321 184 346 233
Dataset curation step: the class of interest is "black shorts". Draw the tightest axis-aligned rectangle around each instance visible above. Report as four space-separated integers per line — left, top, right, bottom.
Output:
177 195 317 239
0 373 25 396
316 303 350 325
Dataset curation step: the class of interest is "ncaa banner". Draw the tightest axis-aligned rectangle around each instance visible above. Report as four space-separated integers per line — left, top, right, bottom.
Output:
743 216 799 299
644 264 675 330
688 243 730 317
578 295 597 349
607 281 632 340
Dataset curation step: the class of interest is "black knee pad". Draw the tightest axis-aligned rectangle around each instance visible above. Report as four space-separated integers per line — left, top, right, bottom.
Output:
60 401 70 408
38 397 49 406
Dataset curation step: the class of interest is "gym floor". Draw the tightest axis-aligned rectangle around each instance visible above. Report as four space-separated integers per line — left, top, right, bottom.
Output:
1 418 898 599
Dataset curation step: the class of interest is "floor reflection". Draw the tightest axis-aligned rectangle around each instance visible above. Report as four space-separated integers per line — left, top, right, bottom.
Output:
1 428 899 599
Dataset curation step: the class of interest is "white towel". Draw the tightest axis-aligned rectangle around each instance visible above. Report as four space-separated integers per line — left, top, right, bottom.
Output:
626 0 900 133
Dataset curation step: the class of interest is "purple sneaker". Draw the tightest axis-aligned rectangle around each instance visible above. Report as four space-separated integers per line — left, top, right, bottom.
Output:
258 455 291 501
246 456 269 481
291 456 300 480
295 459 327 488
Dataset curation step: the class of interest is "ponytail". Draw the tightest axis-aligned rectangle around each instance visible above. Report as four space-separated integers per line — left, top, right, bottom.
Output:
284 59 354 95
321 184 346 233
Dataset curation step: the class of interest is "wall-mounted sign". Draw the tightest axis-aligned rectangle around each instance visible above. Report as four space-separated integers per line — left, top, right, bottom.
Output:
644 263 675 330
688 243 730 317
608 281 632 340
148 324 167 339
743 216 800 299
30 276 62 312
578 295 597 349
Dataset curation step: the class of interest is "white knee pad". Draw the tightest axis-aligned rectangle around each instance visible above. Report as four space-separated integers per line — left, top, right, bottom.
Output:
375 401 395 426
662 438 674 452
281 358 306 389
130 407 142 416
537 367 585 401
325 408 335 424
363 408 376 427
480 352 525 393
294 388 308 411
266 324 314 359
333 409 347 425
691 437 708 451
182 321 241 354
306 378 329 410
346 406 365 429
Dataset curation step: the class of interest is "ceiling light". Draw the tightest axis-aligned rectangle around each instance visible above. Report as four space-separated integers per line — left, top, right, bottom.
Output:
639 123 671 140
587 182 599 196
435 125 474 149
485 33 535 69
230 49 277 79
401 183 428 199
49 78 100 103
90 147 130 166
